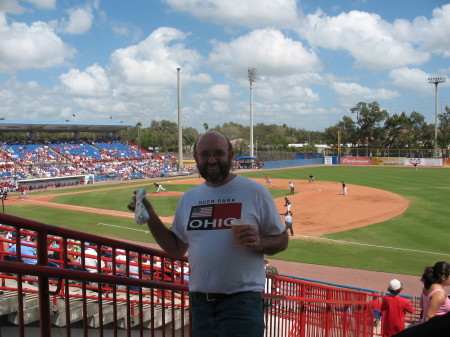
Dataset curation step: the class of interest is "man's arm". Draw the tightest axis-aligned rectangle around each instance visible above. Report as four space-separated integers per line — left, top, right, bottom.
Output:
128 196 188 258
237 227 289 256
257 231 289 255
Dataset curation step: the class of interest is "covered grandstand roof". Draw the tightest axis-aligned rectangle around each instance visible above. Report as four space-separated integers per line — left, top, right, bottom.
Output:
0 120 133 133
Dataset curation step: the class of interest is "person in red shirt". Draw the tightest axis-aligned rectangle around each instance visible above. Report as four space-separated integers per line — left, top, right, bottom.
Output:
369 292 382 327
381 279 414 337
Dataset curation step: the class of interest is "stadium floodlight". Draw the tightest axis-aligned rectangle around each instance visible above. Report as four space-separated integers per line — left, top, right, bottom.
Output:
248 67 257 158
177 68 183 168
428 76 446 157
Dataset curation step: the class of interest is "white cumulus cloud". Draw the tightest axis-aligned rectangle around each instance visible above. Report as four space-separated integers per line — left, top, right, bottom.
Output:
163 0 300 28
0 0 55 14
0 18 76 72
59 64 110 96
59 6 94 34
207 84 231 100
300 9 430 70
332 82 399 101
388 67 448 93
406 4 450 57
24 0 55 9
208 28 322 80
109 27 203 89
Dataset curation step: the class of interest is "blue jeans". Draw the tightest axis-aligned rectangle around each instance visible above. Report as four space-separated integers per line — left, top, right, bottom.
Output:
190 291 264 337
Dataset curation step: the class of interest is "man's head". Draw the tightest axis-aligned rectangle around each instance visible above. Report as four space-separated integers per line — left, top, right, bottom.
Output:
194 131 234 186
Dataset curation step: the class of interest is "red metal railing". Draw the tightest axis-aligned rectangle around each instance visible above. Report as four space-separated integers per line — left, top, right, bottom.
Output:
0 213 390 337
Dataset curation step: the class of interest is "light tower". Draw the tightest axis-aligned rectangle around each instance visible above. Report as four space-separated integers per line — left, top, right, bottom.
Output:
177 68 183 168
248 67 257 158
428 76 446 157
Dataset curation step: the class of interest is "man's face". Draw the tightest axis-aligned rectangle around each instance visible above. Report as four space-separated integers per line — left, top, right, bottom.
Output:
194 133 233 185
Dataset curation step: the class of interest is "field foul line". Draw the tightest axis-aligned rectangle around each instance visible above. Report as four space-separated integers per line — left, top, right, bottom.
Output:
97 223 150 233
299 235 450 257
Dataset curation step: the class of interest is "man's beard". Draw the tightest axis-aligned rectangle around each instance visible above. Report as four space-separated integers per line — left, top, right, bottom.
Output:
198 160 231 184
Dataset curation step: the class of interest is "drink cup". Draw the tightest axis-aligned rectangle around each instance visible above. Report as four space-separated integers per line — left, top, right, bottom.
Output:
230 219 254 246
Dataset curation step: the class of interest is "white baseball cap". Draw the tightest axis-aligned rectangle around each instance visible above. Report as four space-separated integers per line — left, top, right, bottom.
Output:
389 279 402 291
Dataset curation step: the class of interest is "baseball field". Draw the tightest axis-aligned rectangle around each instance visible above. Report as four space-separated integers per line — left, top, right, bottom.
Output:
3 165 449 278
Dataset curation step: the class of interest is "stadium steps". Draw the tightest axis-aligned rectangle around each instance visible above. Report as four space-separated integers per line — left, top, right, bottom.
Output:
0 278 188 329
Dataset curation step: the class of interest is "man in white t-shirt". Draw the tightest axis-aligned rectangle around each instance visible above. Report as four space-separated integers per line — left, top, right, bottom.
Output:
84 243 105 273
128 131 288 337
115 249 126 272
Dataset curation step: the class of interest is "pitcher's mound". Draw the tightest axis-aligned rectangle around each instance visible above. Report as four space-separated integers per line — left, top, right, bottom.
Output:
150 191 183 197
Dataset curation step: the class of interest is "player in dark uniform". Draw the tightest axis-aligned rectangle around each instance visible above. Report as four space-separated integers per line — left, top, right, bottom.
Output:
284 197 292 215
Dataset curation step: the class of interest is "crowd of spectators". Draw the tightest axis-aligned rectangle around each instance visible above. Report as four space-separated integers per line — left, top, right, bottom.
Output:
0 137 191 190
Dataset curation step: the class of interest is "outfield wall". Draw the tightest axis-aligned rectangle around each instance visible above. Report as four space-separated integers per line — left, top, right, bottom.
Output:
338 156 444 167
263 156 447 170
263 158 323 169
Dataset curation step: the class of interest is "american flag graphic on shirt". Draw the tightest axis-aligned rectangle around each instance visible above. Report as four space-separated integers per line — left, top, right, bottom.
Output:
187 203 242 230
191 206 213 217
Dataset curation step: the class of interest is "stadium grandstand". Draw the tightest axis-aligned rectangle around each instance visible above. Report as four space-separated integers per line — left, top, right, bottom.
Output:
0 121 193 192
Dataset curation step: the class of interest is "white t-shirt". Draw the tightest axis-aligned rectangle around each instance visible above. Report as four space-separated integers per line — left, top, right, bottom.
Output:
171 175 285 294
129 259 139 278
85 247 105 273
116 253 127 272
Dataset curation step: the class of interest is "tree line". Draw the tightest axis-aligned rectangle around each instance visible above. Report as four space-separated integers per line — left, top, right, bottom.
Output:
122 101 450 157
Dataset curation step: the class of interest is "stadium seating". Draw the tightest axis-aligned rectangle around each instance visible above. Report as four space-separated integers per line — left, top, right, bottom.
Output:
0 139 184 184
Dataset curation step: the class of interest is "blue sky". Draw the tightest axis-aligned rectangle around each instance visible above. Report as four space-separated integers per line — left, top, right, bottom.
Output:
0 0 449 132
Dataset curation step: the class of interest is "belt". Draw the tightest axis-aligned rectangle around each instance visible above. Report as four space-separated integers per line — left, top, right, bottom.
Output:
191 291 254 302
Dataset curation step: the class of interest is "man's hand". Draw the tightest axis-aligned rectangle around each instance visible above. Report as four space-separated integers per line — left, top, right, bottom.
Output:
237 226 289 255
235 225 261 248
127 191 189 258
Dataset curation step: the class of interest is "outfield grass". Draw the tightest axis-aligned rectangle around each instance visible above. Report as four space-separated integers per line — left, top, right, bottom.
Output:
4 166 449 276
241 166 450 275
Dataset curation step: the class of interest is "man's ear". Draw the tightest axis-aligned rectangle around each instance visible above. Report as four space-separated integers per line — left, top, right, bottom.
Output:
193 152 200 166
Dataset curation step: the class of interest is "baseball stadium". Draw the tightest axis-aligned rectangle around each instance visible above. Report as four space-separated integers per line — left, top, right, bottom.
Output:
0 121 448 336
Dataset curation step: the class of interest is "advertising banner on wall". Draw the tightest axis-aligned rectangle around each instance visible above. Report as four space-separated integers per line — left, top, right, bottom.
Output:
340 157 372 165
372 157 404 166
404 158 443 167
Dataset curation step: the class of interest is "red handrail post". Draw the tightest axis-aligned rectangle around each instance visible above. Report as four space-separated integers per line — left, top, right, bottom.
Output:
37 230 52 337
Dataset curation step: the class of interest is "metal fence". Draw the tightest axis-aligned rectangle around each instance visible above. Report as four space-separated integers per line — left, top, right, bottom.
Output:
0 213 421 337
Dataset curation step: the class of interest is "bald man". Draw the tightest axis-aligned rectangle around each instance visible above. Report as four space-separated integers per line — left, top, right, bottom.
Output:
129 131 288 337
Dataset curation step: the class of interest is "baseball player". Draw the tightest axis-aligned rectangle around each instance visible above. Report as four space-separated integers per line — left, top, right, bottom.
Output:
265 175 274 187
342 181 347 196
153 183 166 193
284 197 292 215
19 186 28 199
289 181 294 195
